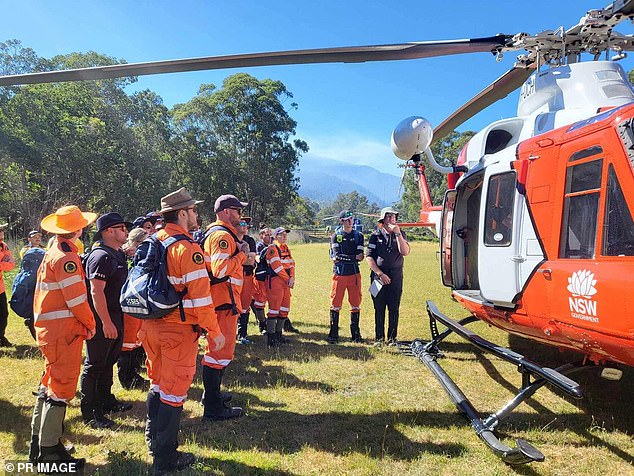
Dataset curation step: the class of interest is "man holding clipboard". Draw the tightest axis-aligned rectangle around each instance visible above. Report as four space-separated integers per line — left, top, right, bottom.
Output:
366 207 410 346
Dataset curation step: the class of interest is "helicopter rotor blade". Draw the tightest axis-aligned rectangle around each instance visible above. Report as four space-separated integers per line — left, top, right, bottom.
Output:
432 66 535 144
0 35 512 86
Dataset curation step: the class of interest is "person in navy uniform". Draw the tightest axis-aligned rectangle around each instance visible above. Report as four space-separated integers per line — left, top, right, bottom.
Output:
365 207 410 345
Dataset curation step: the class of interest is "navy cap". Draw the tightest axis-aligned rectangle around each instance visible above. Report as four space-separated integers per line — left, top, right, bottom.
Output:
214 194 248 213
28 230 41 238
96 212 132 233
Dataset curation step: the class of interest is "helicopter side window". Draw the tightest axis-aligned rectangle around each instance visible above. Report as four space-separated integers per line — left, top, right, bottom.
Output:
602 164 634 256
484 172 516 247
560 158 603 259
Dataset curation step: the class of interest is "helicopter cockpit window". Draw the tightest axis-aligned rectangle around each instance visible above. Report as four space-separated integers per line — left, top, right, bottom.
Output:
484 172 516 247
560 158 603 259
568 145 603 162
603 164 634 256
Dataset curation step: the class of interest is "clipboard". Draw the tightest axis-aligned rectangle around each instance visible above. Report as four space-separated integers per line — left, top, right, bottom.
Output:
369 278 383 298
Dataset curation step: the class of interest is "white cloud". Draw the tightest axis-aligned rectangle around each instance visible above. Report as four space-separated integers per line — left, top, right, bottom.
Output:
300 130 401 176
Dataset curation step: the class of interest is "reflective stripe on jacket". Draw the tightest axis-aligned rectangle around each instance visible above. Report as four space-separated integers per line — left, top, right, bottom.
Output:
33 237 94 331
157 224 221 338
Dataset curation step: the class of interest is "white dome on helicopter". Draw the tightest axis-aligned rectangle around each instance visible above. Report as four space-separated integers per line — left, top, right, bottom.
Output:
391 116 434 161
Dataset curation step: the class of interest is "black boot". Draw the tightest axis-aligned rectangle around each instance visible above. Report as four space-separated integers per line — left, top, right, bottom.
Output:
145 390 161 456
266 318 278 347
254 308 267 335
151 402 195 476
283 318 300 333
201 367 243 421
81 372 114 429
236 312 251 344
350 311 363 343
327 310 340 343
276 318 289 344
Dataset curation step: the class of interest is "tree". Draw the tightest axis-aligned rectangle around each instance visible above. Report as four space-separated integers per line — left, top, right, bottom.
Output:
171 73 308 224
318 191 380 232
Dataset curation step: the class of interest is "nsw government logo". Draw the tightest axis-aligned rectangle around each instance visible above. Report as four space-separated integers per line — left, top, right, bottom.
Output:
567 269 599 323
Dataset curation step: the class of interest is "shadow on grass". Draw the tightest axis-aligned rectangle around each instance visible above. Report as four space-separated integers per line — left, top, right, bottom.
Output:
0 343 40 360
184 408 467 462
403 327 634 467
0 398 32 456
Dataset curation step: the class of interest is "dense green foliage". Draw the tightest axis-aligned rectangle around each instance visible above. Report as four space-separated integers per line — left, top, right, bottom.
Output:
0 40 308 235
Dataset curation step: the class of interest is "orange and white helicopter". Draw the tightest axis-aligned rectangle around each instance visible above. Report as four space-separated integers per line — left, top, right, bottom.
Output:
0 0 633 466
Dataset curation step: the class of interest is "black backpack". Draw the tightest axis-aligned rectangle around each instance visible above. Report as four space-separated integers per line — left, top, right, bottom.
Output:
254 244 282 282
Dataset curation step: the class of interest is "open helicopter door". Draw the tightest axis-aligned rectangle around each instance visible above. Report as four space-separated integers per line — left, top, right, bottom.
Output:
478 163 521 307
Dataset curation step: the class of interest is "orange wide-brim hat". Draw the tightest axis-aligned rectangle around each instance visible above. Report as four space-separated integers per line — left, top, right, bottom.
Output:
41 205 98 234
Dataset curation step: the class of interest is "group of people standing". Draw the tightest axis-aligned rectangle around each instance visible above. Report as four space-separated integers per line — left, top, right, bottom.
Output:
327 206 410 346
0 190 410 475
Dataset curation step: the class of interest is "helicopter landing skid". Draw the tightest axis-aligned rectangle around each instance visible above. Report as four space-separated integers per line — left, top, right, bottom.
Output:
399 300 585 465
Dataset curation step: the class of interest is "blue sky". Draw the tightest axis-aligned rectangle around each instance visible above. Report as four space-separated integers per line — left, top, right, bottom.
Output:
2 1 633 176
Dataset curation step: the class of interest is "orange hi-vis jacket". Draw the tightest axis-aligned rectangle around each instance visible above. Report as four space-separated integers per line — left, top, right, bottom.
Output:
33 237 95 332
203 220 246 312
267 241 295 282
0 241 15 294
157 224 221 337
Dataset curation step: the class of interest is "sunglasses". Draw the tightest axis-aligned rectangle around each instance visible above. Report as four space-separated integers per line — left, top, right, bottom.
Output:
109 224 128 232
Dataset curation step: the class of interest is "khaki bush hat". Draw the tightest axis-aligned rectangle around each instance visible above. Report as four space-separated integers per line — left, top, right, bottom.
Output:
159 187 204 213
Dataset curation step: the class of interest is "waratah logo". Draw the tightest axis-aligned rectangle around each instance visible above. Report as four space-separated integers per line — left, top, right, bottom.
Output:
567 269 597 298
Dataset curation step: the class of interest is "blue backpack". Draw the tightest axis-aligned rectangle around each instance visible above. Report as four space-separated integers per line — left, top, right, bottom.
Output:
120 234 191 320
9 247 46 319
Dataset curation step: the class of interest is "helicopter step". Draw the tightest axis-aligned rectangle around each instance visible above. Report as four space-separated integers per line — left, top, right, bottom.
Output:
401 300 585 465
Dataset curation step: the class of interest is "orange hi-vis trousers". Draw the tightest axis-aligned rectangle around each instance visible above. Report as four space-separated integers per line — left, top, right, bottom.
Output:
140 320 199 407
252 279 267 310
267 276 291 318
202 309 238 369
36 319 88 402
239 275 256 314
330 273 362 312
121 313 143 352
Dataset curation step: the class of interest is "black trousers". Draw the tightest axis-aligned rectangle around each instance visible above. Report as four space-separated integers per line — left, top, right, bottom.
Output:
80 318 123 416
371 268 403 341
0 292 7 339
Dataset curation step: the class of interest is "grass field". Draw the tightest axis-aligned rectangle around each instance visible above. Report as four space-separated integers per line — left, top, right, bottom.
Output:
0 241 632 475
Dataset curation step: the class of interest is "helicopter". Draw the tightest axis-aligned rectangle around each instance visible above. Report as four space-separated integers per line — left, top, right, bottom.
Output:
0 0 633 466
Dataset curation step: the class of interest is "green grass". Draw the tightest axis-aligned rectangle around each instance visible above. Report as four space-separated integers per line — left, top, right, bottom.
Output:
0 242 632 475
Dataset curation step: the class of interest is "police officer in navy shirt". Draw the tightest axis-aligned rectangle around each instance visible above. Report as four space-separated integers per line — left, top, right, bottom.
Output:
366 207 410 345
80 212 133 428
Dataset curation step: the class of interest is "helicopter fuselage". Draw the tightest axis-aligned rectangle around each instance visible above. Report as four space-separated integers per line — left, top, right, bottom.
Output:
441 62 634 366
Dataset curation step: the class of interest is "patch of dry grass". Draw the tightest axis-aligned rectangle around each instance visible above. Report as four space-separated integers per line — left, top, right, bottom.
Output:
0 242 632 475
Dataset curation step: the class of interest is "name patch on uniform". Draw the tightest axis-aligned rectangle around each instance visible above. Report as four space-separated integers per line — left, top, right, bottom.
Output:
192 252 204 265
64 261 77 273
219 240 229 250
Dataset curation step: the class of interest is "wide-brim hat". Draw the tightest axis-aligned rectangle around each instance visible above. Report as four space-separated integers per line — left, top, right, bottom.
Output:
273 226 290 237
159 187 204 213
378 207 399 222
41 205 97 234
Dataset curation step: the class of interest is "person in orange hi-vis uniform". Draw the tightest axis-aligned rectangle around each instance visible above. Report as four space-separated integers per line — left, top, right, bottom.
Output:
28 205 97 468
117 227 149 390
252 226 272 334
0 223 15 348
236 217 257 344
140 188 225 476
201 194 252 421
265 227 296 347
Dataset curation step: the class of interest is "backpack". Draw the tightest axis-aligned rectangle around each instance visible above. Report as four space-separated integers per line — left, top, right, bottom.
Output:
119 234 191 320
254 244 282 282
196 225 240 285
9 247 46 319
